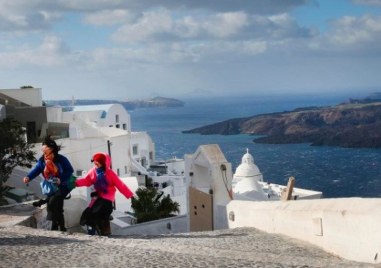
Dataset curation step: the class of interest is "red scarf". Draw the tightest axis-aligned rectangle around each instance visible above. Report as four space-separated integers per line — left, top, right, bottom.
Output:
43 155 58 179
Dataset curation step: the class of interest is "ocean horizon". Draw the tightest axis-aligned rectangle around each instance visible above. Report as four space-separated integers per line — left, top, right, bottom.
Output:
129 93 381 198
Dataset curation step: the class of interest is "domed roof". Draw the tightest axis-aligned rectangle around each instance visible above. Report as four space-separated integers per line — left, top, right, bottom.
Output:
233 177 268 201
234 149 263 180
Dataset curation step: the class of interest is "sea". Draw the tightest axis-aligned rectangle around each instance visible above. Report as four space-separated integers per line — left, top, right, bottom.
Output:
129 93 381 199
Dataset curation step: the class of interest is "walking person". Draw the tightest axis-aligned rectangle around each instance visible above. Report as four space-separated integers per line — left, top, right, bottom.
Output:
23 136 75 231
76 152 134 236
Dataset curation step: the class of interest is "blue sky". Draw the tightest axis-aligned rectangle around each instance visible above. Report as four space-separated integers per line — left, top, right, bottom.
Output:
0 0 381 100
292 0 378 30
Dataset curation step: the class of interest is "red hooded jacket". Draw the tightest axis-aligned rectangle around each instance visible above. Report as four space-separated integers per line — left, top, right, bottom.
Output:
75 152 134 202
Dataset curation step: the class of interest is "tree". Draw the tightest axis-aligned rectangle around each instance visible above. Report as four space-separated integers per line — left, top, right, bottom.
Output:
131 186 180 223
0 118 36 205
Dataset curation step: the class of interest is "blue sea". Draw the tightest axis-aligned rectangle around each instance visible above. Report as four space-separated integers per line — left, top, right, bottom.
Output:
129 94 381 198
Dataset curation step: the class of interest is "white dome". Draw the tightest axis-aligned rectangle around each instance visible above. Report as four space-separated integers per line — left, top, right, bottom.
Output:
234 149 263 181
233 177 268 201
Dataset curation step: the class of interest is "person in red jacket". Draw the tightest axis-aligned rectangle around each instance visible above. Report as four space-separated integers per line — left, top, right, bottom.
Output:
75 152 134 236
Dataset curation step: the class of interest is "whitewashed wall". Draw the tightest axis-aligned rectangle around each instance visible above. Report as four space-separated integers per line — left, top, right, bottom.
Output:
111 214 188 236
0 88 42 106
226 198 381 264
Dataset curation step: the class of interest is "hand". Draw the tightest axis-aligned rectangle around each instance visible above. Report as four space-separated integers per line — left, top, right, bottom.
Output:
23 177 30 184
50 177 61 185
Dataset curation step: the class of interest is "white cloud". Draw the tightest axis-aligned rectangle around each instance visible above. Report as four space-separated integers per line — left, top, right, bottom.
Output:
328 15 381 46
0 0 381 100
112 9 173 43
0 0 308 34
84 9 133 26
202 12 248 38
0 35 70 67
115 10 311 43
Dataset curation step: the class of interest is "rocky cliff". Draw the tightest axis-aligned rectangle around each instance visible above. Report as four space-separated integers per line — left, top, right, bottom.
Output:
183 102 381 148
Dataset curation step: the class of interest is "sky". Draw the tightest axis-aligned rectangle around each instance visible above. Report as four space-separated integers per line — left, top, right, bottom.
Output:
0 0 381 100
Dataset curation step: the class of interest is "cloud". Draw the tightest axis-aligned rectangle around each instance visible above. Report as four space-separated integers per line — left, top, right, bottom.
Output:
0 0 309 32
52 0 310 14
112 10 252 43
0 0 380 100
0 36 70 67
110 9 313 45
112 9 173 43
111 0 310 15
0 9 60 32
306 14 381 56
83 9 133 26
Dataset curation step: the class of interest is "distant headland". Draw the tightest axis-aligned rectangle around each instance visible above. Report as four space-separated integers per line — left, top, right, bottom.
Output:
183 93 381 149
45 96 185 110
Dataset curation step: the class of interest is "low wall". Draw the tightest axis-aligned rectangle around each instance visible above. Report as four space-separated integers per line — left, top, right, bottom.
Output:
63 196 88 228
226 198 381 264
111 214 188 236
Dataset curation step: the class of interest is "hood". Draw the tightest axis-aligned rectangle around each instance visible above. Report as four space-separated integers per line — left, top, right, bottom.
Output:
92 152 112 170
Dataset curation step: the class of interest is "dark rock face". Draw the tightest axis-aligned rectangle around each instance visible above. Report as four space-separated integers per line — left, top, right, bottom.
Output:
183 102 381 148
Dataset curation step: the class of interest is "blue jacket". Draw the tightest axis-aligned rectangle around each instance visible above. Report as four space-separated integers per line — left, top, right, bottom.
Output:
27 154 74 197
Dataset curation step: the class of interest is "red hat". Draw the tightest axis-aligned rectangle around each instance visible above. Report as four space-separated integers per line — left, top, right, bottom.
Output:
92 153 106 167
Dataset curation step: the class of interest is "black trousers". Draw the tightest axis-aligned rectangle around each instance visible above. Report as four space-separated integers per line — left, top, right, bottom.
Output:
81 197 113 235
46 193 66 231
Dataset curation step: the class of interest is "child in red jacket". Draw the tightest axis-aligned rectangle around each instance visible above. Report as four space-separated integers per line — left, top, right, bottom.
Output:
75 152 134 235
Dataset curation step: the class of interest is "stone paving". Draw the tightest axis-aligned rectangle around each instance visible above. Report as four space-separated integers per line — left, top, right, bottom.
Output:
0 204 380 268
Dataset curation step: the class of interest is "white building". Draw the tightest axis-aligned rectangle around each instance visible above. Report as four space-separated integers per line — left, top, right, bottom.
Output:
232 149 322 201
0 87 68 143
63 104 131 131
60 103 155 177
0 87 43 107
3 87 156 229
232 149 268 201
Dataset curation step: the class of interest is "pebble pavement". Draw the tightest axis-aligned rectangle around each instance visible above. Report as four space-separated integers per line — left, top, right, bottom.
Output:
0 204 379 268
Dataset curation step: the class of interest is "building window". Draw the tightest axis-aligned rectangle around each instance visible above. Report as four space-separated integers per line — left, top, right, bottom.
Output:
116 124 120 128
122 123 127 130
141 157 146 168
109 125 113 127
149 152 153 161
117 168 120 176
115 114 119 123
133 145 138 155
26 121 37 143
124 166 128 174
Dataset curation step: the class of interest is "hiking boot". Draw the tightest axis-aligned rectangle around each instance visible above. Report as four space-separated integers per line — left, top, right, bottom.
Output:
100 219 111 236
51 221 59 231
58 216 67 232
87 226 96 235
32 199 47 207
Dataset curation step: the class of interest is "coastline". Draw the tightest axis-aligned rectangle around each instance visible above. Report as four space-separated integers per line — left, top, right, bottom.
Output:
130 96 381 199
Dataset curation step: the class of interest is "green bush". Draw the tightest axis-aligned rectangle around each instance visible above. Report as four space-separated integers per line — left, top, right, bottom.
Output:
0 118 35 205
131 186 180 223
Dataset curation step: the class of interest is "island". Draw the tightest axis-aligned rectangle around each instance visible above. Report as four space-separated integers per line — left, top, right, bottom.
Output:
45 96 185 110
126 96 185 108
183 99 381 149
